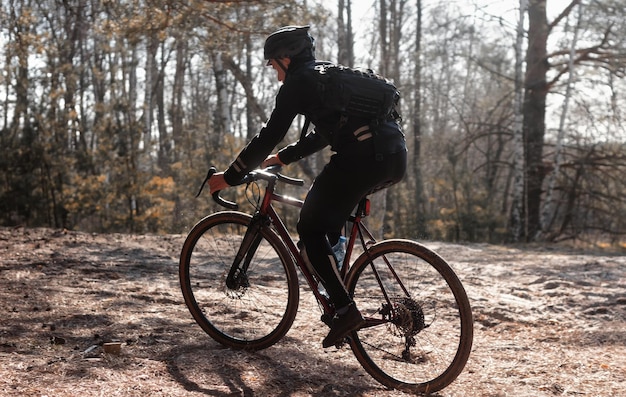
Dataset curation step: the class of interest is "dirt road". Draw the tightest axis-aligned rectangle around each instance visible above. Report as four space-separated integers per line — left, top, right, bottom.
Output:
1 227 624 396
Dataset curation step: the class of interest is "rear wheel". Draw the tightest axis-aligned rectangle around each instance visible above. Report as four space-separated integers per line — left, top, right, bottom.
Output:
179 211 299 350
346 239 473 393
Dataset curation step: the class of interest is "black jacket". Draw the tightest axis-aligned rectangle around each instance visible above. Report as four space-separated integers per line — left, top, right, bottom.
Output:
224 59 405 185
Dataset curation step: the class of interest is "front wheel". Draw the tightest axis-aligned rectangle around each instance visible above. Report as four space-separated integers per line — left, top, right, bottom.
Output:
179 211 299 350
346 239 473 394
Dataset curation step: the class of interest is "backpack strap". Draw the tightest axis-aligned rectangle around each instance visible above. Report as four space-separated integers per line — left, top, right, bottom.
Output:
368 119 385 162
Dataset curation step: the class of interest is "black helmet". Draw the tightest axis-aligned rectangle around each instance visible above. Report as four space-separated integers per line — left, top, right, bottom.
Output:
264 25 315 60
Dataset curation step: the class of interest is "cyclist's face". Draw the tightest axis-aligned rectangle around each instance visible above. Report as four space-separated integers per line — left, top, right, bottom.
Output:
267 58 290 82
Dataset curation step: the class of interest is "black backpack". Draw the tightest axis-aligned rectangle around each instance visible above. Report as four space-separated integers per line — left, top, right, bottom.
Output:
313 62 400 121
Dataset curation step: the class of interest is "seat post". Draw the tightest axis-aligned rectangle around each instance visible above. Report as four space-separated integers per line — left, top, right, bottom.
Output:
356 197 370 218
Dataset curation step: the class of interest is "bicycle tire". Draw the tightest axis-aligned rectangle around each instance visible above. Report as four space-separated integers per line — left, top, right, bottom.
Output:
179 211 299 350
345 239 473 393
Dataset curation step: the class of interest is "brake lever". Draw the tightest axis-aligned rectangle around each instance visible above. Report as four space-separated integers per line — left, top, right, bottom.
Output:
195 166 239 210
196 167 216 198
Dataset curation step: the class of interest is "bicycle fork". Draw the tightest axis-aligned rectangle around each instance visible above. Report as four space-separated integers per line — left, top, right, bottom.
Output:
225 214 266 290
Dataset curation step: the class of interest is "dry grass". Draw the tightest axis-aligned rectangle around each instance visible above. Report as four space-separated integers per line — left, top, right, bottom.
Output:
1 227 624 396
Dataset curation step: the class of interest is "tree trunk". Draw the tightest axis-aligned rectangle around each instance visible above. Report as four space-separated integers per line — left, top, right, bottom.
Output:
9 1 31 136
412 0 427 237
212 52 230 150
380 0 406 238
157 41 170 172
378 0 389 75
337 0 354 66
223 54 266 129
540 2 583 239
172 36 187 163
522 0 549 241
144 33 157 158
245 33 255 140
509 0 528 242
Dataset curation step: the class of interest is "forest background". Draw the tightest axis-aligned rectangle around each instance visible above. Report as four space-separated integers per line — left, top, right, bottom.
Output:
1 0 625 248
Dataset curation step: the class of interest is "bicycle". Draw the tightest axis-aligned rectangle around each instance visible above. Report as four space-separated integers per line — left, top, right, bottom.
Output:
179 166 473 394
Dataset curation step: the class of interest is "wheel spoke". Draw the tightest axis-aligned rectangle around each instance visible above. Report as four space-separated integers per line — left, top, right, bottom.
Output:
179 212 299 350
348 240 473 393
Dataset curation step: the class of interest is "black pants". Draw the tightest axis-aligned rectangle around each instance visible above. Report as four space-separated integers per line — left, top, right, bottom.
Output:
297 148 407 309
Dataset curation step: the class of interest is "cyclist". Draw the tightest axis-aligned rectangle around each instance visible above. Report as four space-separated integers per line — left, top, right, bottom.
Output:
209 25 407 348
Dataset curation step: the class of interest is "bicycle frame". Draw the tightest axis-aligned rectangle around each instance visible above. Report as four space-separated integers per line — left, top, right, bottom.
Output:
231 175 337 313
226 172 386 317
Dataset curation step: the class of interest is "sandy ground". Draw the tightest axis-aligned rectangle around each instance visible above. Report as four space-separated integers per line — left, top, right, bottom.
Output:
0 226 624 396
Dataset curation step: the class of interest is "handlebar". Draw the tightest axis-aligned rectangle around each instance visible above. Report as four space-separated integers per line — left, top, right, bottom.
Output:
196 166 305 210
